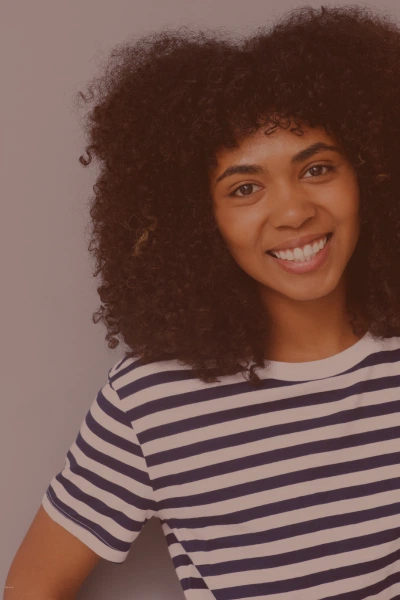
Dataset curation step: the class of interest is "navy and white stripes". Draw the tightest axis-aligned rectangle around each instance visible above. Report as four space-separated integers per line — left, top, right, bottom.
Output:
42 332 400 599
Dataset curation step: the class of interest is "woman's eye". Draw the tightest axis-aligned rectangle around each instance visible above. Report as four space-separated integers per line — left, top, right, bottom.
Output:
229 183 262 197
303 164 335 178
228 165 335 197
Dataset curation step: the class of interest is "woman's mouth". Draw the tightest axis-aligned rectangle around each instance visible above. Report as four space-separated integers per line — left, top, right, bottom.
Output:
265 232 333 274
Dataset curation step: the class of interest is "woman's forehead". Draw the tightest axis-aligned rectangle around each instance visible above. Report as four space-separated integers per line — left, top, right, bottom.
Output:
210 123 340 174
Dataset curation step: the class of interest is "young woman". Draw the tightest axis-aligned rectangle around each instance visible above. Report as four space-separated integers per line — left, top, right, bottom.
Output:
6 5 400 600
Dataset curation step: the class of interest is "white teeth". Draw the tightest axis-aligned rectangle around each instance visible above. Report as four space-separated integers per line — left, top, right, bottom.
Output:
271 235 329 262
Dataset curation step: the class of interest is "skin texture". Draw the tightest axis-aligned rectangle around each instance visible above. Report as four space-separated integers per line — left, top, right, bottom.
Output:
4 505 101 599
210 122 366 362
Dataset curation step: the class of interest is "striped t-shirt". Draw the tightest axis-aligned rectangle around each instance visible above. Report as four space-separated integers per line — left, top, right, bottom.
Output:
42 331 400 600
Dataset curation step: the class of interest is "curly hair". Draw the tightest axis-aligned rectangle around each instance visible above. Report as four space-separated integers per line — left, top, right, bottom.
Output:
75 4 400 388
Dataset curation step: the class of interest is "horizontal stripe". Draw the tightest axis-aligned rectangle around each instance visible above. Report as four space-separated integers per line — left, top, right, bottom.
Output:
137 375 400 444
146 397 400 466
212 553 400 599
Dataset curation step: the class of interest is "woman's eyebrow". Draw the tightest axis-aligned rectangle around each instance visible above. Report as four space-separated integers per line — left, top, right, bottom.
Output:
214 142 343 186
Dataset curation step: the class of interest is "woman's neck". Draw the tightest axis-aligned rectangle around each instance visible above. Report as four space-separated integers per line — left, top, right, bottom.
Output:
262 283 368 363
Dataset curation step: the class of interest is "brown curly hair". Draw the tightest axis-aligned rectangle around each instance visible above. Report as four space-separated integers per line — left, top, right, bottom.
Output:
75 4 400 388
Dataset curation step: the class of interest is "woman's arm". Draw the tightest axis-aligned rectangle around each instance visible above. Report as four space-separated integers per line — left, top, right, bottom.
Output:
4 505 101 600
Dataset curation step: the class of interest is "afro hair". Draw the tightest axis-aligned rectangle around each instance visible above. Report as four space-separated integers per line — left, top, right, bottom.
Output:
75 4 400 387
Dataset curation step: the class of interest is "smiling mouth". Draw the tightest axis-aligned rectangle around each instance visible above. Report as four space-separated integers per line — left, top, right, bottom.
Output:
266 232 333 258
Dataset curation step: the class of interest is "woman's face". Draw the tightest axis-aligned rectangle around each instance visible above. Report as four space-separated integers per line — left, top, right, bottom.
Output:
209 121 360 305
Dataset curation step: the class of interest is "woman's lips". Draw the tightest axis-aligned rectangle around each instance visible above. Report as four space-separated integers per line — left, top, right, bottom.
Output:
265 232 333 274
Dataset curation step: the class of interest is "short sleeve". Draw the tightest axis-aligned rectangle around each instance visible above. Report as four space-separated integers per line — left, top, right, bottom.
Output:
41 375 157 563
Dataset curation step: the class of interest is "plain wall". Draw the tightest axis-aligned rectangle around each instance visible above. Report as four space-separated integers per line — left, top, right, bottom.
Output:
2 0 398 598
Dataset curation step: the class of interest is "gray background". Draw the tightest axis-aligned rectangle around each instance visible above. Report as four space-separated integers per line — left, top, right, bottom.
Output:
2 0 397 598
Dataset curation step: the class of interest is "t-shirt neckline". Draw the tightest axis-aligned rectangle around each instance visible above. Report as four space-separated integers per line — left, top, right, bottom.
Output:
257 330 381 381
